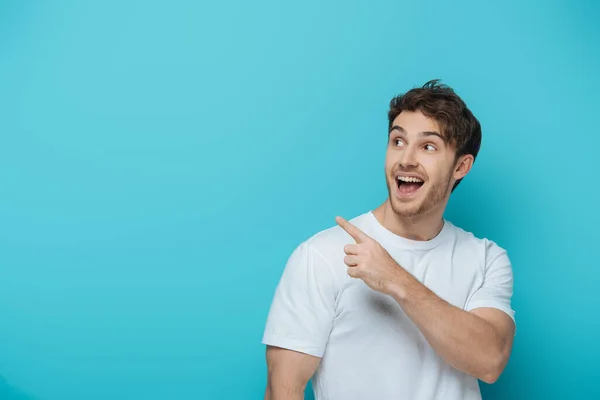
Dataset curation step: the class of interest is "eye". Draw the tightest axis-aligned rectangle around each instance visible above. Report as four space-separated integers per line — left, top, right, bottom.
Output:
394 138 405 147
424 144 436 151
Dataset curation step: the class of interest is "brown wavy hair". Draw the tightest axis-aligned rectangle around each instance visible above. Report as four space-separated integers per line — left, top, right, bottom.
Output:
388 79 482 191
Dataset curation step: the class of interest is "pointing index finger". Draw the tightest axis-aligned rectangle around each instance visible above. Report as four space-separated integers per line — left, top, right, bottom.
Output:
335 216 370 243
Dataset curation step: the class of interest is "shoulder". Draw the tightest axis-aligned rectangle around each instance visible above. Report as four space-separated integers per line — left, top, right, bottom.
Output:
286 212 371 284
303 212 371 258
448 222 510 267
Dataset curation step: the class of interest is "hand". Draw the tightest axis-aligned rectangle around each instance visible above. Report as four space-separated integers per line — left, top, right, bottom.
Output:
336 216 404 296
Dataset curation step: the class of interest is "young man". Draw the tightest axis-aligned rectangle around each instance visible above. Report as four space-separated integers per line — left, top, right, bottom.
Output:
262 80 516 400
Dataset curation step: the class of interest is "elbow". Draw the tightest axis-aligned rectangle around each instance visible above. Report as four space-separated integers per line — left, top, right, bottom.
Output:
480 369 500 384
479 351 508 384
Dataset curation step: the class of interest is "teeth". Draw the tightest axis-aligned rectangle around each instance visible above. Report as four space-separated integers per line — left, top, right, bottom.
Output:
397 176 424 183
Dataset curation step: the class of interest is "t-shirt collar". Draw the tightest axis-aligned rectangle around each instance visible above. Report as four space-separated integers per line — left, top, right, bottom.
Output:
366 210 452 250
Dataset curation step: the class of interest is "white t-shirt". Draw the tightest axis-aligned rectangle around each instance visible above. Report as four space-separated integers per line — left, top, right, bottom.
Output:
262 211 516 400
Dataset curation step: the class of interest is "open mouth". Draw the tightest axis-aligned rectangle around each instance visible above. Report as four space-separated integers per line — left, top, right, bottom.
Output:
396 175 425 197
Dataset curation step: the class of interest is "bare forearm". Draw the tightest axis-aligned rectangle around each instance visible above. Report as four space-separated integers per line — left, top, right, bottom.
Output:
331 217 512 383
390 271 504 382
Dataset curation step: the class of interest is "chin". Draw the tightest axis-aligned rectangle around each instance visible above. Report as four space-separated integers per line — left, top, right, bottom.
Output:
389 187 438 218
390 200 424 218
388 183 425 215
387 174 450 218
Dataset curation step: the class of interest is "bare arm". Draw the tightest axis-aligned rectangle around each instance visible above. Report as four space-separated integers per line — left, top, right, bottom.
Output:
390 273 515 383
334 216 515 384
264 345 320 400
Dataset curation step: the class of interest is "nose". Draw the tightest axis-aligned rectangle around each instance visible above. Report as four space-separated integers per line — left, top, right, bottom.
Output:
398 144 418 168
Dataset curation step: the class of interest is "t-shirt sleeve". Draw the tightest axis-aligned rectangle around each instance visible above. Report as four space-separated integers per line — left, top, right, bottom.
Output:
465 240 516 326
261 241 337 358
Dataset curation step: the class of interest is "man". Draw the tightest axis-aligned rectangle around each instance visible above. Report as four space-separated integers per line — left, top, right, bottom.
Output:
261 80 516 400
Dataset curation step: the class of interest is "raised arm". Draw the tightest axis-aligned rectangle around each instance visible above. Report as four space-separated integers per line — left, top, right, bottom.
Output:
335 216 516 383
391 287 515 383
264 346 320 400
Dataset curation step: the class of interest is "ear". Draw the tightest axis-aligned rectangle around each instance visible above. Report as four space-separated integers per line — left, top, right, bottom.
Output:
453 154 474 181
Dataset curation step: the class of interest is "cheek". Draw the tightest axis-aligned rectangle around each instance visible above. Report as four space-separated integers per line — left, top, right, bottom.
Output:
384 152 395 172
422 159 450 181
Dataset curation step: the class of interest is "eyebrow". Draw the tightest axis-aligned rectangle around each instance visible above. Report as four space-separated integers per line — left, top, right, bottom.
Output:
389 125 446 142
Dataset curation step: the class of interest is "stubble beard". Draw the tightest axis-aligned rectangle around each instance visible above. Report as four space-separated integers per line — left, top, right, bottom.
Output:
386 169 454 218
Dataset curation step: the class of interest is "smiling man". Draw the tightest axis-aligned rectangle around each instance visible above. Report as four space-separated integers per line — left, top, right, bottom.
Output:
262 80 516 400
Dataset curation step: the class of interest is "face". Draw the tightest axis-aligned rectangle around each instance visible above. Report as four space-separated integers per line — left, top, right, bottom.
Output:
385 111 472 218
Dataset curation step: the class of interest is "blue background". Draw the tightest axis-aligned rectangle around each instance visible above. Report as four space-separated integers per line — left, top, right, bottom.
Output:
1 1 599 399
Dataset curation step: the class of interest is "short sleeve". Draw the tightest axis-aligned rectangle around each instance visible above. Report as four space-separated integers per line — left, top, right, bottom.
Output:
465 241 516 326
261 242 337 358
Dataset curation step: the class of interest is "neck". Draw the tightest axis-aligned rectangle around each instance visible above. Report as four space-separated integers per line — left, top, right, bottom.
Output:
372 199 445 241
